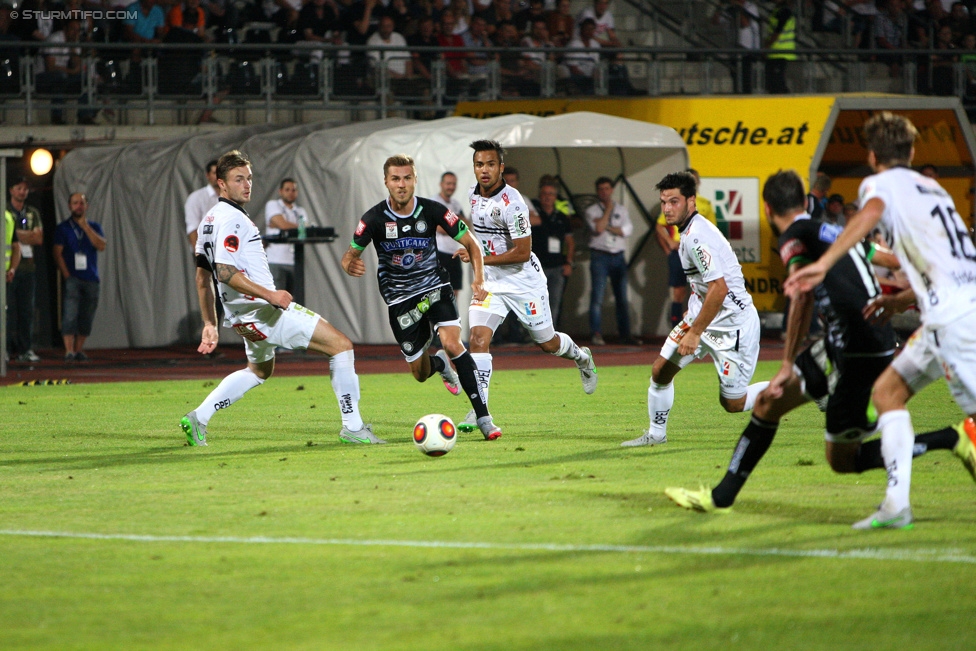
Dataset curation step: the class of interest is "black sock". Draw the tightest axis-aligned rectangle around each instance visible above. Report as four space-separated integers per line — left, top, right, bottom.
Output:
453 351 489 419
854 439 884 472
915 426 959 452
711 416 778 508
670 301 683 327
428 352 445 379
854 426 959 473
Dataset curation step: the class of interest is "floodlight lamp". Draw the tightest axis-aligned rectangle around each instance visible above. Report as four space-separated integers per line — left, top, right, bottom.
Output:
30 149 53 176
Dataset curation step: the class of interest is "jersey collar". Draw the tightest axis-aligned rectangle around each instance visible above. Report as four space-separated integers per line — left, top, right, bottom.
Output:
477 179 508 199
676 210 699 236
219 197 249 217
385 196 418 219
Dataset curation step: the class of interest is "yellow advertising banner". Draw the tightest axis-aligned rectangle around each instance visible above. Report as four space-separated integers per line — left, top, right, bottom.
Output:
457 97 837 310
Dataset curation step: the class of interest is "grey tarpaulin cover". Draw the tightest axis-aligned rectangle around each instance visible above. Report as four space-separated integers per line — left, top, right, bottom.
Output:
54 112 686 348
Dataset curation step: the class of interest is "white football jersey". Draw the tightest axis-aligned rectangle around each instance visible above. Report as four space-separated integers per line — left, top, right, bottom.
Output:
195 198 276 326
860 167 976 328
468 181 546 293
678 213 755 328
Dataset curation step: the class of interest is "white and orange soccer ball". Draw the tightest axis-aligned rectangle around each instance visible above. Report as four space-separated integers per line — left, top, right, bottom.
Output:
413 414 457 457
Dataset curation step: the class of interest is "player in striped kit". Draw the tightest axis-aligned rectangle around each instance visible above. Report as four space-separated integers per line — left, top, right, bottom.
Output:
787 112 976 529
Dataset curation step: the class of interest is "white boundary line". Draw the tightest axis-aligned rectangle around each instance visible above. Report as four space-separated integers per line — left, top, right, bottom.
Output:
1 529 974 564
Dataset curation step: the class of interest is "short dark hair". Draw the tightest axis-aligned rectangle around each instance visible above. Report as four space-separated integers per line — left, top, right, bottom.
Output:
504 167 519 179
579 17 596 28
8 175 28 191
864 112 916 166
595 176 614 189
656 171 696 199
762 170 806 217
279 177 296 189
470 139 505 164
441 171 456 181
216 150 251 182
205 159 218 174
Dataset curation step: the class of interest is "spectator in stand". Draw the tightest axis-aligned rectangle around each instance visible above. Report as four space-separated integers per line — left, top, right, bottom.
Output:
712 0 760 93
931 23 958 94
947 1 970 43
876 0 908 69
167 0 209 41
563 17 600 94
123 0 165 62
11 0 54 43
368 14 412 83
963 32 976 99
521 17 553 88
463 14 494 77
299 0 340 44
496 20 536 95
409 16 438 80
449 0 470 34
576 0 620 47
913 0 949 50
37 20 98 125
547 0 574 46
53 192 106 363
437 10 468 78
514 0 547 37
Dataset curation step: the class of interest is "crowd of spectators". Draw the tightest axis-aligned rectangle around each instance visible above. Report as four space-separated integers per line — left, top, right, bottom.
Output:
0 0 644 110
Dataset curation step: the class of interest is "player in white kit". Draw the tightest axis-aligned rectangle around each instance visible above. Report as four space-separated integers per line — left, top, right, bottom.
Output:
458 140 597 434
181 150 379 447
622 171 769 447
787 112 976 529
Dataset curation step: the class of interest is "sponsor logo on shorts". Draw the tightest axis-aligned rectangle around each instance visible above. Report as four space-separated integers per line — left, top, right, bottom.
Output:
443 211 459 227
224 235 239 252
233 322 267 342
385 222 397 239
470 293 491 308
403 341 414 353
721 361 731 376
355 220 366 236
523 301 537 316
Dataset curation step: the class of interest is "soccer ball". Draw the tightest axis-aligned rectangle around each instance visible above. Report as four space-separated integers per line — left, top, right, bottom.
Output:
413 414 457 457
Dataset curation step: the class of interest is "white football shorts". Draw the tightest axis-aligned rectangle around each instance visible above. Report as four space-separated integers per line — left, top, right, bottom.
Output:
658 309 761 399
891 322 976 415
469 287 555 343
232 302 320 364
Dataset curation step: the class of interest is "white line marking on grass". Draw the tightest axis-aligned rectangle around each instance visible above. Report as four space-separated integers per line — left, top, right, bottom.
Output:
1 529 974 564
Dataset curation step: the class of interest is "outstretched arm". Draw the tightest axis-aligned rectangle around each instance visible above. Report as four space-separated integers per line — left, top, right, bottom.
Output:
785 197 885 297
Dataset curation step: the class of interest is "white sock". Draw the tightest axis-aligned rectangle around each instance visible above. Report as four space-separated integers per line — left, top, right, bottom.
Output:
330 350 365 431
879 409 914 512
471 352 493 406
647 380 674 439
553 332 587 364
196 367 264 424
743 381 770 412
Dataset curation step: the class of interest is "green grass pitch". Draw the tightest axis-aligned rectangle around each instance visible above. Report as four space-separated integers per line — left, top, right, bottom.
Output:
2 360 975 650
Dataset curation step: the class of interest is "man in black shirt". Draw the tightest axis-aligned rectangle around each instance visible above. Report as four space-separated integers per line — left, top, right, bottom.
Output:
530 178 574 327
341 154 501 440
665 169 961 513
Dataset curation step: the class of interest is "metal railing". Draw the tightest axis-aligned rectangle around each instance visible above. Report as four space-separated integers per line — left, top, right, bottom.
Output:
1 42 974 125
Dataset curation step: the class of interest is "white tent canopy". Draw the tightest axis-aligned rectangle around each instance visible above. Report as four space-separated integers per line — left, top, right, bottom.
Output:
55 112 687 348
